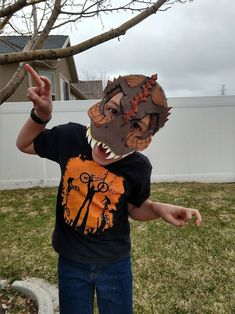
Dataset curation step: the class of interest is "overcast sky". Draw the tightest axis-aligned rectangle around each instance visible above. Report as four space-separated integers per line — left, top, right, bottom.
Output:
69 0 235 97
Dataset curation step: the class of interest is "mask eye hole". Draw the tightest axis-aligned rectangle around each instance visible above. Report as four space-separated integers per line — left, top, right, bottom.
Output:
131 115 151 136
132 121 141 130
110 108 118 114
104 102 120 116
131 120 143 136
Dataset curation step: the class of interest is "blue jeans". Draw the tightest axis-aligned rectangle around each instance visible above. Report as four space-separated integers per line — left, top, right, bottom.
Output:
58 255 133 314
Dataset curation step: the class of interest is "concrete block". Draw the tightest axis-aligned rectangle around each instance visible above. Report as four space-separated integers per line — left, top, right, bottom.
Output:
12 280 54 314
0 279 8 290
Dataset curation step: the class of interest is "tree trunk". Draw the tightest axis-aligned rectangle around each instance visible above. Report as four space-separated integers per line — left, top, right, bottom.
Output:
0 0 62 104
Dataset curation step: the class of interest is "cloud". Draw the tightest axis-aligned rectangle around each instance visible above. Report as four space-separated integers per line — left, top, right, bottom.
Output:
71 0 235 96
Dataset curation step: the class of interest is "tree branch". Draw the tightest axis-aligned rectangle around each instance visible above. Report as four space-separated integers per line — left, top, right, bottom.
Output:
0 14 12 33
0 0 62 104
0 39 35 104
33 0 62 49
0 0 168 65
0 0 46 18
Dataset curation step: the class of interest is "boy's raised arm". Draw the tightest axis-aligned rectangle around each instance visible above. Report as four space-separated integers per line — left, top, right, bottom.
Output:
16 64 53 154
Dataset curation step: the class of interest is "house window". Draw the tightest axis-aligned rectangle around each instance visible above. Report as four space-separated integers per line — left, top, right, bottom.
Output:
39 71 56 100
60 77 70 100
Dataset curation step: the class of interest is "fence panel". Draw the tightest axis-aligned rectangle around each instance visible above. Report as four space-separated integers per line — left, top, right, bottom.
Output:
0 96 234 190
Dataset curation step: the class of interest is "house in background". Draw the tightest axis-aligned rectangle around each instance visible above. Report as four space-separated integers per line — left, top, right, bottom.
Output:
0 35 103 102
71 80 103 100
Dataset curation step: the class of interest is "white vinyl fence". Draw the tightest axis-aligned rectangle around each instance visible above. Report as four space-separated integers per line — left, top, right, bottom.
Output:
0 96 234 190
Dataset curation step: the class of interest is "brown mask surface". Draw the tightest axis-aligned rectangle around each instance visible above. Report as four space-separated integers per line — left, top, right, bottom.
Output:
88 74 171 156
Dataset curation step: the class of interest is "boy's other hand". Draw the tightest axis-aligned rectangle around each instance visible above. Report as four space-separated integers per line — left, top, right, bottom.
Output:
157 203 202 227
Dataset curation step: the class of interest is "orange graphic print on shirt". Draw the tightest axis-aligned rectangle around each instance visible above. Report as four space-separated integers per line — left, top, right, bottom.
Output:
62 157 125 235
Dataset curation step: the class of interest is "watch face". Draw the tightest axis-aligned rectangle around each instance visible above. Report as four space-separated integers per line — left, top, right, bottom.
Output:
88 74 171 157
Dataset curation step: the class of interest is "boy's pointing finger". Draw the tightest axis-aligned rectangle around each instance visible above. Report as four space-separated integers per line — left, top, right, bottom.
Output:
25 63 44 87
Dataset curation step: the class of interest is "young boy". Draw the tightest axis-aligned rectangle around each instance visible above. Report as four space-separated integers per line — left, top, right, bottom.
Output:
16 64 201 314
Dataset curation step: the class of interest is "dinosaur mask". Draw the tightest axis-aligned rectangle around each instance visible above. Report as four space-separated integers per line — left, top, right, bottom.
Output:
87 74 171 158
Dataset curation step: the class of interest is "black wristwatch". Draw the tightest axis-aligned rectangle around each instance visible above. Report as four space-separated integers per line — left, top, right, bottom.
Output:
30 108 52 125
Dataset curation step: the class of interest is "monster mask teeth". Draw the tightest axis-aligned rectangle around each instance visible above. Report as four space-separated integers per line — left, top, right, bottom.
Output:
102 143 109 150
86 126 91 137
113 154 121 159
87 126 121 158
90 138 97 149
106 151 117 160
87 134 92 144
86 126 93 144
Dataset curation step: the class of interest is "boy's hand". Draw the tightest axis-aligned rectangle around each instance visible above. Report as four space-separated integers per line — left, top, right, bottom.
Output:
156 203 202 227
128 199 202 226
25 63 53 121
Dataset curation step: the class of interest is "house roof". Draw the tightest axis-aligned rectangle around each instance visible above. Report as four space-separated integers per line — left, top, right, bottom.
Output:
0 35 79 83
0 35 104 99
0 35 69 53
71 80 103 99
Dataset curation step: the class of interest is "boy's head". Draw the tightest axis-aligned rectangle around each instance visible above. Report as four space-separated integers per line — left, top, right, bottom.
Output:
87 74 171 165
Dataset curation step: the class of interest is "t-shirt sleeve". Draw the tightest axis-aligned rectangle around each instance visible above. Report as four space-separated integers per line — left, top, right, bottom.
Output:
127 155 152 207
34 126 60 162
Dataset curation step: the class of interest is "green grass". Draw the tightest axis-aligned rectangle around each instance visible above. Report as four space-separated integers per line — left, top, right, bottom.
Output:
0 183 235 313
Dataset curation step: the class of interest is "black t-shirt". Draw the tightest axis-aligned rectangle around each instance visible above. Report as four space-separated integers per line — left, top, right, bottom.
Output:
34 122 152 265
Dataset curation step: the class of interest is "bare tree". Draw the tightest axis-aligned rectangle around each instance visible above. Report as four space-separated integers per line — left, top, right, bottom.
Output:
0 0 192 104
80 70 110 89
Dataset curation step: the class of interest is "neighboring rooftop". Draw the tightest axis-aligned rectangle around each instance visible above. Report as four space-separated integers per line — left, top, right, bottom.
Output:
71 80 103 99
0 35 69 53
0 35 104 100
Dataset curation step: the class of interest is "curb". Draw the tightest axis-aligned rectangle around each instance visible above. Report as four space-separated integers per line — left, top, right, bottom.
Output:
26 278 59 313
0 280 8 290
12 280 54 314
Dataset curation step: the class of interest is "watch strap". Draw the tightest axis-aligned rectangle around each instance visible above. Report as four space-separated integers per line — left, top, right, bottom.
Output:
30 108 52 125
